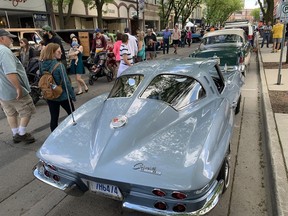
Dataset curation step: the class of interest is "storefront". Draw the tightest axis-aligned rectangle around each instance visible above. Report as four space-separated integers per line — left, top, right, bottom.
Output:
0 0 48 28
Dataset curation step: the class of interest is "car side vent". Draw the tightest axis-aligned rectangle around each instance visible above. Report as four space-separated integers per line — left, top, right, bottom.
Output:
204 76 210 84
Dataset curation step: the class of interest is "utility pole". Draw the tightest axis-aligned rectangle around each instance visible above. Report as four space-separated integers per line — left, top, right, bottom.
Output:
137 0 139 27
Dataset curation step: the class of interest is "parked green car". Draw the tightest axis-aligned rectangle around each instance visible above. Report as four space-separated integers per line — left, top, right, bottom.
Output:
190 28 251 76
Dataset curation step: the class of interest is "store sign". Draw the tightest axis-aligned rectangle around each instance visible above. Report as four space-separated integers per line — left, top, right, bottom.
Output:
2 0 46 11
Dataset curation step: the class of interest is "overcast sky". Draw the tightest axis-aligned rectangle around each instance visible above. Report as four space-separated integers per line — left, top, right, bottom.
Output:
245 0 260 9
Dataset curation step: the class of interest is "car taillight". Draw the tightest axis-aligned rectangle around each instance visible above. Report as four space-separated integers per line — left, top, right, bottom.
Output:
152 189 166 197
53 175 60 182
154 201 167 210
173 204 186 212
239 56 244 64
44 170 50 177
48 164 57 171
172 191 187 199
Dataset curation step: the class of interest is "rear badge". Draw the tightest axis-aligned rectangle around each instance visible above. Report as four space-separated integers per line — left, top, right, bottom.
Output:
111 115 127 128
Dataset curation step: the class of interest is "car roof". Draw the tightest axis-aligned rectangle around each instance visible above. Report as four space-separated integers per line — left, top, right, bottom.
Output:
203 28 245 38
122 57 218 78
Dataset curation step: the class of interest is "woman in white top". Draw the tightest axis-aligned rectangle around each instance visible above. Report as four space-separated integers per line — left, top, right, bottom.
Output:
117 34 133 77
171 24 181 54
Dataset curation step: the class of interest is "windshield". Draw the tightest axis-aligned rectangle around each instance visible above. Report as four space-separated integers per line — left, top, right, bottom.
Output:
140 74 206 110
108 75 144 98
203 34 243 45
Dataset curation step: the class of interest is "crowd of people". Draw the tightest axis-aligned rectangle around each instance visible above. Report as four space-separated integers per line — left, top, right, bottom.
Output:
0 24 195 144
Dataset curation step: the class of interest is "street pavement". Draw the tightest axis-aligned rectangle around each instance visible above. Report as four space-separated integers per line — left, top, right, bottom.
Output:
258 44 288 215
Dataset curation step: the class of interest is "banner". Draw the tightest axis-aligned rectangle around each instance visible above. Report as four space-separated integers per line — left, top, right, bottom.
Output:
1 0 46 12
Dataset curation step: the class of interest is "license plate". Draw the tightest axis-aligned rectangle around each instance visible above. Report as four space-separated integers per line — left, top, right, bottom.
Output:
89 181 123 200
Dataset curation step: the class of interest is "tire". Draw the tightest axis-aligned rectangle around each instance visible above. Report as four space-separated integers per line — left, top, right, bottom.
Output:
218 156 230 194
29 89 40 105
89 79 94 85
107 72 113 82
235 95 241 115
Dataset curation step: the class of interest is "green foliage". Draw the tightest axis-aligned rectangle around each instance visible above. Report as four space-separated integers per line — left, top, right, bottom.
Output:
204 0 243 26
251 8 260 21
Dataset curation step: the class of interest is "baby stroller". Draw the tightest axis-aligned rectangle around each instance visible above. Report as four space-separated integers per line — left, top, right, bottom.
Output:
87 51 114 85
26 58 42 105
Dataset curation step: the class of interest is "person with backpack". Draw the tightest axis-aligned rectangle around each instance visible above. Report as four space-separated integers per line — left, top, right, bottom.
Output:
40 43 76 132
0 29 36 144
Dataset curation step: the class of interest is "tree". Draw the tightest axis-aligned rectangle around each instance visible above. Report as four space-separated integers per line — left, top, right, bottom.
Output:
158 0 174 29
86 0 113 29
180 0 202 28
46 0 74 29
258 0 274 24
251 8 261 22
204 0 243 26
172 0 189 26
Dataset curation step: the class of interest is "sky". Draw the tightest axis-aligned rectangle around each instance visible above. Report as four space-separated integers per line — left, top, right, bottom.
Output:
244 0 260 9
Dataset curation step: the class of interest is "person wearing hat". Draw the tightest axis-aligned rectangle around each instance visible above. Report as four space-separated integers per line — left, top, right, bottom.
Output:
90 28 107 65
91 28 107 54
0 29 36 144
41 25 67 68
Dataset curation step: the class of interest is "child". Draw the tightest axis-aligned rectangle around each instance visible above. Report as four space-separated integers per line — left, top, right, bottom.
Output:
69 41 79 65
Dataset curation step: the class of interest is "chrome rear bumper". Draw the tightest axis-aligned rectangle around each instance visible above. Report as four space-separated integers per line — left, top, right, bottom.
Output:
123 180 224 216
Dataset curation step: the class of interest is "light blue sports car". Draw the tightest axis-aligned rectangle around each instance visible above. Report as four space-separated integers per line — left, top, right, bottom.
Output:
33 58 244 215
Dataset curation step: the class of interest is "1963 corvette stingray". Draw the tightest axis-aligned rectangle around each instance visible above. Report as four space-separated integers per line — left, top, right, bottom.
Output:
33 58 243 215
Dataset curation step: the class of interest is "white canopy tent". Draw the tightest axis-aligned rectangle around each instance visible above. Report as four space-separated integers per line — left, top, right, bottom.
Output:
186 21 195 27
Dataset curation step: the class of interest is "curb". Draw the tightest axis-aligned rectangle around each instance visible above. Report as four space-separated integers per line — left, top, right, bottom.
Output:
258 47 288 215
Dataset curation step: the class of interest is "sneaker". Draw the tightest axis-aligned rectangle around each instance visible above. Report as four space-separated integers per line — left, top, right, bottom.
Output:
13 133 35 144
13 134 21 143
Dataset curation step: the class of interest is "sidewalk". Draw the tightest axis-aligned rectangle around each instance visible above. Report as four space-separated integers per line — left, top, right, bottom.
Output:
258 44 288 215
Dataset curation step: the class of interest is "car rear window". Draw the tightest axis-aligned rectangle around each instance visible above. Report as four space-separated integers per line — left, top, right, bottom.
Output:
140 74 206 110
108 75 144 98
203 34 243 45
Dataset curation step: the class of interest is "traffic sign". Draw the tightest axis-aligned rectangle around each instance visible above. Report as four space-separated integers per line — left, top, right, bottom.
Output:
280 1 288 22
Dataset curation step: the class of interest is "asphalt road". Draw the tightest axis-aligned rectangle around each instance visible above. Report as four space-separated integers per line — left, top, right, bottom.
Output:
0 44 271 216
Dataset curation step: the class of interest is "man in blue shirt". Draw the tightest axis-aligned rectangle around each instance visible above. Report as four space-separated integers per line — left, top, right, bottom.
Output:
162 27 171 54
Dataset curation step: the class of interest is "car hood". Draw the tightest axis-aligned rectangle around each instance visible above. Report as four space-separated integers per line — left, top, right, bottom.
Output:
38 94 230 190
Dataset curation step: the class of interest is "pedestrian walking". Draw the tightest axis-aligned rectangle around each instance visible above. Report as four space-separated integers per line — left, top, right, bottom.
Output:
186 28 192 47
124 28 138 62
137 31 146 61
40 43 76 132
0 29 36 144
144 29 157 60
271 19 284 53
41 25 67 67
162 27 171 54
171 24 181 54
261 21 272 48
117 34 133 77
90 28 107 64
113 32 122 73
68 36 88 95
180 29 187 47
19 38 34 70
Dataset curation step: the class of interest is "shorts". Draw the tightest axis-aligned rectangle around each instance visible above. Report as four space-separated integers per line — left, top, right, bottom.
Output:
273 38 282 43
0 94 36 118
173 40 179 45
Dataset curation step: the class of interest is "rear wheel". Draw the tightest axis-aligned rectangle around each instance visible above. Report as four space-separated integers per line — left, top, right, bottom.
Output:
29 88 40 105
105 67 114 82
235 95 241 115
218 155 230 194
89 79 94 85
